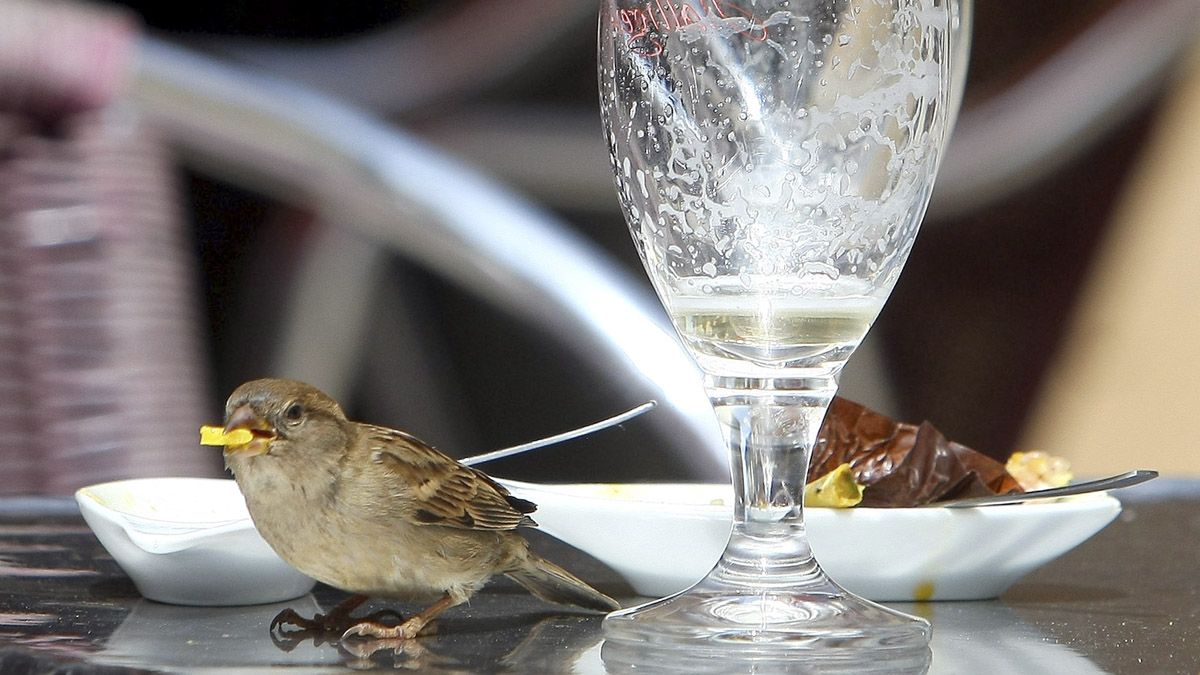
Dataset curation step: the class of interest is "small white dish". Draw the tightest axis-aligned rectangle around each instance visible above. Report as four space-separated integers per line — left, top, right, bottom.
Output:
496 480 1122 602
76 477 315 606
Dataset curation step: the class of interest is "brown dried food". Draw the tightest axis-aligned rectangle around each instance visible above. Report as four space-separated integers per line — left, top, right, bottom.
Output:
809 398 1023 507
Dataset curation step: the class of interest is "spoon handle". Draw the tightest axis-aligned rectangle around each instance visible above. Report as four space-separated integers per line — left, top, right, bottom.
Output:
939 470 1159 508
459 401 657 467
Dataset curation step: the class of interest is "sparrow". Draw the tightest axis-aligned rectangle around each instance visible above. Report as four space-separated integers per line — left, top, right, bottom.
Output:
214 378 619 641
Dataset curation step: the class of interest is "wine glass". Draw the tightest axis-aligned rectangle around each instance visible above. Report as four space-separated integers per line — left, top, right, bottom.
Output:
599 0 961 653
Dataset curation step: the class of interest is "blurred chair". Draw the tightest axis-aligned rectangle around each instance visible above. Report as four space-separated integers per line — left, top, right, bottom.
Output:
6 0 1194 496
0 0 728 494
199 0 1200 477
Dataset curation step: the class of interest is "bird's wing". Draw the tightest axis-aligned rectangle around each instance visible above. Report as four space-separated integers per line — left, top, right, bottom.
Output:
360 424 537 531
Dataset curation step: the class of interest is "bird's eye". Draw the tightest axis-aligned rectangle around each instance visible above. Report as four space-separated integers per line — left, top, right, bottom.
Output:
283 403 304 424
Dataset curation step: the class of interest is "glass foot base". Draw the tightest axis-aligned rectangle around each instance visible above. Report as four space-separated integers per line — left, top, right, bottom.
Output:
603 573 930 669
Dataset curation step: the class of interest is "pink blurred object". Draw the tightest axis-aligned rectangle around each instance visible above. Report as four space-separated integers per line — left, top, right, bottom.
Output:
0 0 138 114
0 0 217 494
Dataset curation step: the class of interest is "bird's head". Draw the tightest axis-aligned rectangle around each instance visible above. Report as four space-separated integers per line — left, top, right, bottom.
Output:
220 378 351 465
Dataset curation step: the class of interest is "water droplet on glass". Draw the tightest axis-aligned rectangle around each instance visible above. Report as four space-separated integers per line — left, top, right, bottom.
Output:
838 34 851 46
701 262 717 277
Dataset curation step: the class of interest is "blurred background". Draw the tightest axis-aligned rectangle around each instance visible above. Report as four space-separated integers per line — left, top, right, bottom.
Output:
0 0 1196 494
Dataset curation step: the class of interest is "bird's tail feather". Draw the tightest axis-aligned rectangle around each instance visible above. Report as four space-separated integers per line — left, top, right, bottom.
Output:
507 555 620 613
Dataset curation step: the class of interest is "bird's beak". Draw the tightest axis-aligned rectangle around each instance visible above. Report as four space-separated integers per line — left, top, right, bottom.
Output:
223 404 275 456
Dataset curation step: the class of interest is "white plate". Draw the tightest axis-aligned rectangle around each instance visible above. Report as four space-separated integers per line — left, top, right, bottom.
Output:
76 478 315 606
496 481 1122 601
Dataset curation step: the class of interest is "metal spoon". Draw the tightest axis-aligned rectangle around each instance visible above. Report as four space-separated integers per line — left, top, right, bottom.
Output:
937 469 1159 508
460 409 1156 510
459 400 656 467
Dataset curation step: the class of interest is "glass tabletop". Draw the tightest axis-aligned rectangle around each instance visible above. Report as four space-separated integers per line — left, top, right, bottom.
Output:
0 480 1195 673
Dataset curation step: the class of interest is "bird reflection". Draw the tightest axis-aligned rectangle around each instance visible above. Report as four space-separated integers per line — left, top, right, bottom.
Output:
267 595 604 672
268 600 437 670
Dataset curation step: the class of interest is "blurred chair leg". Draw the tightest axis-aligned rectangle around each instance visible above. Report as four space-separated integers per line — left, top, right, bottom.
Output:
269 220 384 405
267 217 479 453
0 110 218 494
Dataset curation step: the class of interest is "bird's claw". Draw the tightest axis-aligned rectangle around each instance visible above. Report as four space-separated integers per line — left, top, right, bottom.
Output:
341 617 432 642
269 594 405 643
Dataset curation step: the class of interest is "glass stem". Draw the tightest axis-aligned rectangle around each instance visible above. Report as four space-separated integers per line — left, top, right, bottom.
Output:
705 373 840 591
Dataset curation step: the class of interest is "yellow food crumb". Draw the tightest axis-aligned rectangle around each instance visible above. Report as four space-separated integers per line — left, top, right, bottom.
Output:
1006 450 1073 491
199 425 253 447
804 463 864 508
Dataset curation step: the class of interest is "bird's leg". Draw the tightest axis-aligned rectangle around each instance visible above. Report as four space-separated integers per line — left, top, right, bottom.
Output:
342 592 458 641
271 594 372 638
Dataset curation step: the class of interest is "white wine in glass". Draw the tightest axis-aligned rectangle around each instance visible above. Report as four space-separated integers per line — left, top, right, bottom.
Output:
599 0 963 657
